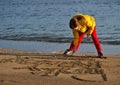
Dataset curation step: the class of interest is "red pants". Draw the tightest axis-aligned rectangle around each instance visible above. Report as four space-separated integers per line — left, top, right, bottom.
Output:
69 27 102 52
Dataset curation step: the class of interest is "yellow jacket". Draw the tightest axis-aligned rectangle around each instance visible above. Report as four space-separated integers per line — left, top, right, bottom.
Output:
71 14 96 46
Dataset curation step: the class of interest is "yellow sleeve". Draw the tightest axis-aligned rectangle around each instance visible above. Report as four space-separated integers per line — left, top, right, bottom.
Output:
72 30 79 47
84 15 96 35
87 26 95 35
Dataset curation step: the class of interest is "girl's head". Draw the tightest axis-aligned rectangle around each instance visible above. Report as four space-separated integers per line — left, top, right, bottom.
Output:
69 16 83 29
69 18 77 29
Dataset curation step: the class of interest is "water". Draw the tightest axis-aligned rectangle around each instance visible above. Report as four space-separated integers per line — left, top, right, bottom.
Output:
0 40 120 54
0 0 120 45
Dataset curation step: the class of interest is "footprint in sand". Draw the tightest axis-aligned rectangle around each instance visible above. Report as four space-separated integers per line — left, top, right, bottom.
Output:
0 80 18 85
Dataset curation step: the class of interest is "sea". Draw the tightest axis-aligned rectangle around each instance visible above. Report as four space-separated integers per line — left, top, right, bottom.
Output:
0 0 120 54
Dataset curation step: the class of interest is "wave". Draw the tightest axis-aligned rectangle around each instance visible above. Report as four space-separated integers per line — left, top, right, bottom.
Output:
0 35 120 45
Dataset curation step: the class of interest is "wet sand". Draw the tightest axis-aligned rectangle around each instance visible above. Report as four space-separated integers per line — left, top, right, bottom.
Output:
0 48 120 85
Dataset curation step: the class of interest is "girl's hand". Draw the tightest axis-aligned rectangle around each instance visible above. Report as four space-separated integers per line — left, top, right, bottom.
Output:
87 35 91 41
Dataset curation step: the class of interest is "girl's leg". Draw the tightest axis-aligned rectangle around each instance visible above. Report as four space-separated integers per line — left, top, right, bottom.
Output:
91 27 102 52
69 33 85 51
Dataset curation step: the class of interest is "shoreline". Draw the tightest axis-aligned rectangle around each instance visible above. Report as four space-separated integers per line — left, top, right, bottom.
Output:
0 48 120 85
0 40 120 55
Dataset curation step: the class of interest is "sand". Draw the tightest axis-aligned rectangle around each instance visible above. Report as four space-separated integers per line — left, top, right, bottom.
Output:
0 48 120 85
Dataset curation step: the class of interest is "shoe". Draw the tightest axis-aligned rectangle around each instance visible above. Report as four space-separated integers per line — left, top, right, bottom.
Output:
64 49 73 55
98 52 103 58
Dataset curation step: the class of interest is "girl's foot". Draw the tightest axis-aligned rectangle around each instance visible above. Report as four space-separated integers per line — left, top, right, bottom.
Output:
98 52 103 58
64 49 74 55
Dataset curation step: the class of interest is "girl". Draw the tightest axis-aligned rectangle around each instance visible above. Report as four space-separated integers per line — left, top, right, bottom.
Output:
64 14 103 58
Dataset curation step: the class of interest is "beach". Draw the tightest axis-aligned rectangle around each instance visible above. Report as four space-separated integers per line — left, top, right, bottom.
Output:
0 0 120 84
0 48 120 85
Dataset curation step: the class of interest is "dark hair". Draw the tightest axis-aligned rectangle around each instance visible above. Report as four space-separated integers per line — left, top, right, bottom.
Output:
69 18 77 29
76 16 82 20
69 16 83 29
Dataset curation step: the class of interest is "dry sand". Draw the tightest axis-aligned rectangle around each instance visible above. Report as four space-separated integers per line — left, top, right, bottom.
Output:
0 48 120 85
